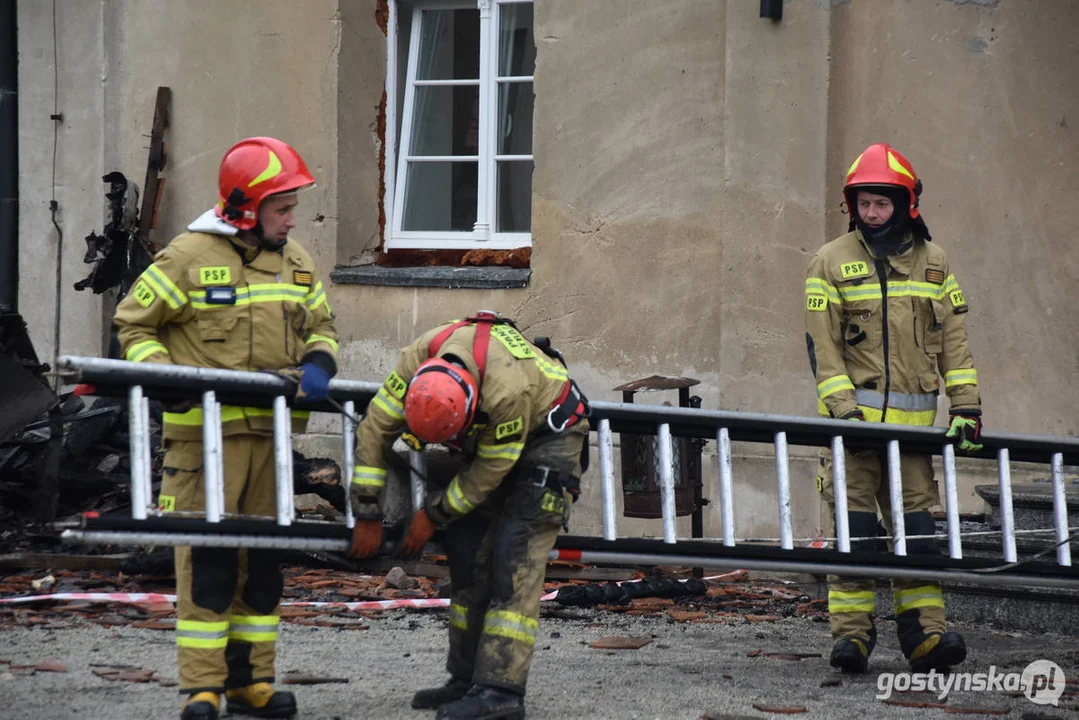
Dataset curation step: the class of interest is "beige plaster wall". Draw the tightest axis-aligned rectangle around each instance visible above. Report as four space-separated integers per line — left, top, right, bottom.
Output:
17 0 106 364
825 0 1079 438
15 0 1078 543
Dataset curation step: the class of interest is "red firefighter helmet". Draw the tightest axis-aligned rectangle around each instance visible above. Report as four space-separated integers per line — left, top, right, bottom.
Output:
215 137 316 230
843 142 921 219
403 358 479 443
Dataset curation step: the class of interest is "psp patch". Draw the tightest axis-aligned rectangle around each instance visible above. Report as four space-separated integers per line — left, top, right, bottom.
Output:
132 280 156 308
496 417 524 440
840 261 870 280
925 268 946 285
198 266 232 285
384 370 408 399
541 491 566 515
293 270 313 286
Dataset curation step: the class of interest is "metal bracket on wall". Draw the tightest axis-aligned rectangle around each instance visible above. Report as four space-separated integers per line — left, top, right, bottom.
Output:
760 0 782 22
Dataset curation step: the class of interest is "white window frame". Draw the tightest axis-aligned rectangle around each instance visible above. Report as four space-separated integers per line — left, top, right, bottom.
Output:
385 0 534 251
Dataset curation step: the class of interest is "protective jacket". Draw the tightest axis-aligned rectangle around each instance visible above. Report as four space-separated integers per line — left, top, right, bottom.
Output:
114 210 338 440
351 319 583 523
805 230 979 425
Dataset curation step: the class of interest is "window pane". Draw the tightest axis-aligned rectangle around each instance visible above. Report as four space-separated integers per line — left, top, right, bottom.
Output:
499 3 535 77
403 161 478 232
497 160 533 232
409 85 480 156
498 81 533 155
417 9 480 80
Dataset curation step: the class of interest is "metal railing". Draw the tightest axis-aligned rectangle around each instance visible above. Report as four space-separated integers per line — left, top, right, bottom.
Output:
56 356 1078 590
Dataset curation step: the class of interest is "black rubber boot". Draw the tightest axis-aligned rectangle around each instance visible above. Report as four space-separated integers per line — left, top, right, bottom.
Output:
909 631 967 672
411 677 472 709
225 682 297 718
830 634 873 674
435 684 525 720
180 692 220 720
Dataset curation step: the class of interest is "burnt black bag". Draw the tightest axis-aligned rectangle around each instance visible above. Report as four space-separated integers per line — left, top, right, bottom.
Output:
554 575 706 607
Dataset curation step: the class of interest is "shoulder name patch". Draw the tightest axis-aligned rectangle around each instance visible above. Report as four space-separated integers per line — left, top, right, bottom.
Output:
491 324 535 359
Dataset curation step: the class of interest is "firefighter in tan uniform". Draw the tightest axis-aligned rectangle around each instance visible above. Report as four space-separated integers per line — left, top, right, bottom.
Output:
114 137 338 720
805 143 984 674
347 312 589 720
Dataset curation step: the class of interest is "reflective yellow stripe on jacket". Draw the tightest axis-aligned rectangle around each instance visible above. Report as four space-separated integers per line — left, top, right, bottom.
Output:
306 281 331 313
445 476 476 515
352 465 387 493
305 333 339 352
837 275 963 303
817 374 855 400
126 339 169 363
142 264 188 310
188 283 308 309
805 277 841 303
944 369 977 388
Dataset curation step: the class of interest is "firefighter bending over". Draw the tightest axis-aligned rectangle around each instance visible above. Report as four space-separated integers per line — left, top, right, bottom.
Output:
348 312 589 720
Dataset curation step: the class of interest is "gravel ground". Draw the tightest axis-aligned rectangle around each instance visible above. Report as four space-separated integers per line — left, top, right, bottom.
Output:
1 607 1076 720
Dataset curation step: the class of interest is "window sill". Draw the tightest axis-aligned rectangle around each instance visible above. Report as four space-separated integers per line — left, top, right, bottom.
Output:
330 264 531 289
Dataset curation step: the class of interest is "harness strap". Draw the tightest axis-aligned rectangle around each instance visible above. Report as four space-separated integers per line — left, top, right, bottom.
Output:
546 378 590 433
427 312 504 384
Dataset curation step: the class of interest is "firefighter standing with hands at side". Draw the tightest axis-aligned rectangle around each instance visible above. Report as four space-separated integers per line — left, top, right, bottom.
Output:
805 143 983 675
348 312 589 720
114 137 339 720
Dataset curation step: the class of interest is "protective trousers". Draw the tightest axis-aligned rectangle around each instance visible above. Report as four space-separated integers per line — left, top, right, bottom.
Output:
818 448 947 658
159 436 284 694
443 422 587 694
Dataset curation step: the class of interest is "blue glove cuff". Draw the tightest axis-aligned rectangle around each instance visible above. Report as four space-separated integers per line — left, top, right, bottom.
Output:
299 362 331 401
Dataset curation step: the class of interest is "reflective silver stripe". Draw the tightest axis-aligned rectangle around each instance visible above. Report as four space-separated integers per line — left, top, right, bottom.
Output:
228 622 279 634
176 628 228 640
855 388 937 411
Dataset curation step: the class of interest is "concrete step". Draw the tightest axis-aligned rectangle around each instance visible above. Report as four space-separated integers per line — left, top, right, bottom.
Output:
972 481 1078 555
800 571 1079 635
935 517 1073 558
975 481 1079 528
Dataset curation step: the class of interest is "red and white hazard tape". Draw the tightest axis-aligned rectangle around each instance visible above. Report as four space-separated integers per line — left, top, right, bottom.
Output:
0 592 451 611
0 592 176 605
285 598 450 611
